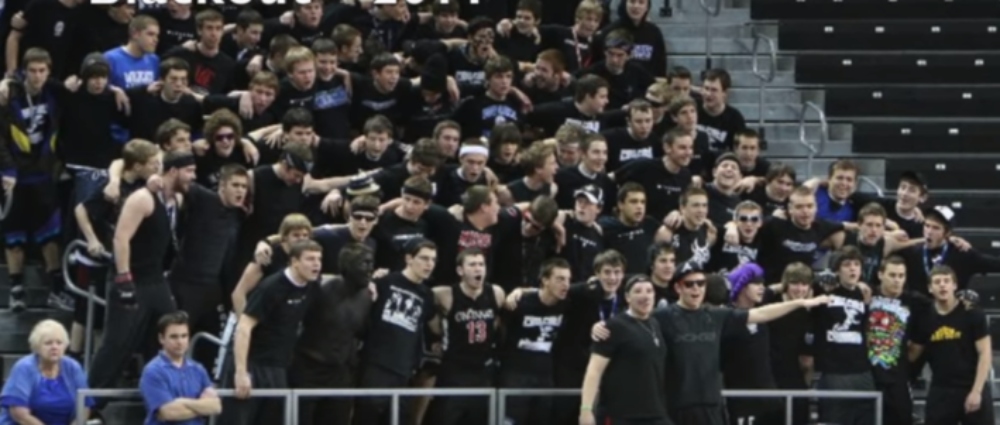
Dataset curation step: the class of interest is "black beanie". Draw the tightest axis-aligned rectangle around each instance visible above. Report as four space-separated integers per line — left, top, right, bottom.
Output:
80 52 110 80
421 54 448 93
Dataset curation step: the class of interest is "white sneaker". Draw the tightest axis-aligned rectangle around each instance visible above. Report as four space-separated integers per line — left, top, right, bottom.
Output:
48 292 74 312
9 286 25 313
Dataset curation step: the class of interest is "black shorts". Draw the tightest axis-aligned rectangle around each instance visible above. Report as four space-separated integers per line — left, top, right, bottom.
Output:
3 181 60 247
70 265 107 329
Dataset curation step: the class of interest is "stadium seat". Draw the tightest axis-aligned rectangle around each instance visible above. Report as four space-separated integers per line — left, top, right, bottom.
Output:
826 87 1000 117
751 0 1000 20
885 158 1000 191
778 22 1000 51
957 231 1000 256
970 274 1000 310
796 54 1000 84
920 193 1000 229
852 122 1000 154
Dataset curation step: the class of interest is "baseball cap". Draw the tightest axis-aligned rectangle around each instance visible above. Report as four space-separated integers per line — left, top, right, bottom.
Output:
899 170 929 193
924 205 956 229
574 184 604 205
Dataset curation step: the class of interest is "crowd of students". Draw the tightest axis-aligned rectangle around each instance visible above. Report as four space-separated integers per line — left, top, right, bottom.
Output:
0 0 995 424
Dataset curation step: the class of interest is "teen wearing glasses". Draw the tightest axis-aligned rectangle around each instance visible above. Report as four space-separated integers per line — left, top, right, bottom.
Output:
579 275 669 425
709 200 762 273
592 265 830 425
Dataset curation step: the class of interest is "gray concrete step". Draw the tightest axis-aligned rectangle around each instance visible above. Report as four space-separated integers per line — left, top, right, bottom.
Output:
756 122 853 141
657 22 776 39
728 70 799 88
765 140 853 157
0 309 73 353
666 38 752 54
730 102 821 122
726 88 823 104
669 55 796 73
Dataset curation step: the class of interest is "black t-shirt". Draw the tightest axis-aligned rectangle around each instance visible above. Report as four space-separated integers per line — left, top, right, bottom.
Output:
351 74 413 130
598 216 661 274
554 282 627 370
434 165 487 207
145 9 195 55
592 313 668 419
670 223 712 270
554 165 616 215
523 100 607 136
705 184 741 228
313 225 377 274
162 47 236 95
243 270 314 368
452 93 524 138
558 218 604 282
654 304 748 409
576 61 653 110
754 218 843 284
614 159 692 220
311 76 352 140
910 303 989 389
372 210 431 272
447 46 486 86
296 277 373 366
194 143 253 190
20 0 82 79
709 237 759 274
126 90 204 140
720 317 780 415
505 178 553 204
362 272 436 376
743 185 786 216
763 290 812 385
501 292 567 376
602 127 655 173
697 103 747 152
808 284 870 374
867 291 928 384
313 138 402 179
844 231 885 285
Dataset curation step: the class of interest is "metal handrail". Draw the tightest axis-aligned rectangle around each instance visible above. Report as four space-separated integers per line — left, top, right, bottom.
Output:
74 388 296 425
696 0 723 69
797 101 829 177
750 25 778 142
62 239 111 371
858 176 885 197
188 332 224 361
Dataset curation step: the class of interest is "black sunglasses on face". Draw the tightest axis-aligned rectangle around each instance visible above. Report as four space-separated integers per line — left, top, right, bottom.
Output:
352 214 377 222
682 279 707 288
738 215 761 223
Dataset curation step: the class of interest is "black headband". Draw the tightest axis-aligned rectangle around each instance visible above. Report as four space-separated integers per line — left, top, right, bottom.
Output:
283 152 313 173
163 153 196 170
401 186 433 201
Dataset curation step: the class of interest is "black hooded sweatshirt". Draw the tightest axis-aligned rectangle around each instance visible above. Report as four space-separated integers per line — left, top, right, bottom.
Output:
592 4 668 78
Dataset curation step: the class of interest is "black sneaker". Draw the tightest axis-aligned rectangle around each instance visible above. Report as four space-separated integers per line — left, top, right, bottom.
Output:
9 286 26 313
48 291 75 312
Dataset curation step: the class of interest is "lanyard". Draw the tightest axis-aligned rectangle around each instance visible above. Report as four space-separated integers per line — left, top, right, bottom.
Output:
599 294 618 321
573 28 591 69
923 243 949 276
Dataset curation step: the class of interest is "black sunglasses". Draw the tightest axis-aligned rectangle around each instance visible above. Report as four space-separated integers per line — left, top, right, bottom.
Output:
682 279 707 288
352 213 377 222
738 215 761 223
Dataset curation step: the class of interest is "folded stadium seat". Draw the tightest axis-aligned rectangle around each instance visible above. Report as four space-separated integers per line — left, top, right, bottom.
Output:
826 87 1000 117
958 232 1000 257
853 122 1000 154
751 0 1000 20
796 54 1000 85
777 22 1000 51
917 193 1000 229
969 275 1000 311
885 158 1000 191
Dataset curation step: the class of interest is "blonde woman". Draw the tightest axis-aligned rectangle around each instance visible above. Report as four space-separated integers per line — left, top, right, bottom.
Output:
0 320 93 425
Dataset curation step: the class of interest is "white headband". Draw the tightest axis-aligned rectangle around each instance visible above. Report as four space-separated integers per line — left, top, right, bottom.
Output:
459 145 490 158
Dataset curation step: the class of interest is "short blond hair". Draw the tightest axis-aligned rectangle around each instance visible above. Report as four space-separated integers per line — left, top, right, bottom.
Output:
29 320 68 353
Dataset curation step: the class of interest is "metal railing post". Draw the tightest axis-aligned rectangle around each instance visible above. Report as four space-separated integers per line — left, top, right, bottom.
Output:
858 176 885 197
696 0 722 69
797 101 829 177
784 395 793 425
488 390 497 425
285 392 295 425
497 388 508 424
391 393 400 425
875 392 883 425
62 239 110 371
749 24 777 143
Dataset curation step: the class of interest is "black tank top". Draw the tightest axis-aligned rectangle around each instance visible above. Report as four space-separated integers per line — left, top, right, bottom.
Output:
501 292 567 375
442 283 498 369
672 223 711 270
129 191 172 282
246 165 304 243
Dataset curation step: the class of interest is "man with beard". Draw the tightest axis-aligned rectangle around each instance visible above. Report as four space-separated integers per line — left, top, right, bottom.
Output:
221 240 323 425
89 151 196 391
721 263 782 425
909 265 994 425
594 265 830 425
424 249 505 425
500 258 572 425
168 164 249 370
291 243 376 425
352 239 438 425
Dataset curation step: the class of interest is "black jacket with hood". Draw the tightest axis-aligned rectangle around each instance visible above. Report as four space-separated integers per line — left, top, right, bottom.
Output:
592 2 668 78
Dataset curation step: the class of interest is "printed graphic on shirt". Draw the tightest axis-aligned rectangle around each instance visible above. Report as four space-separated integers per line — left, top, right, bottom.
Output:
827 295 865 344
673 235 711 269
381 286 425 332
632 44 653 60
930 326 962 342
722 243 758 266
867 297 910 369
517 314 563 353
619 147 653 162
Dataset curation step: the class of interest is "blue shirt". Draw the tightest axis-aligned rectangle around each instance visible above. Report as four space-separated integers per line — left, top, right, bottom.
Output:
104 46 159 90
140 352 213 425
815 186 858 223
0 355 93 425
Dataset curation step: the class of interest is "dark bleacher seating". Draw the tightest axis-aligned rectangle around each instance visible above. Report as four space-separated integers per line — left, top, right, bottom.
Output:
778 22 1000 51
797 54 1000 84
885 158 1000 191
957 231 1000 256
921 193 1000 229
751 0 1000 20
826 87 1000 117
970 274 1000 310
853 122 1000 154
